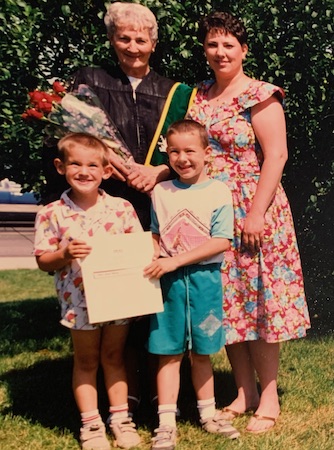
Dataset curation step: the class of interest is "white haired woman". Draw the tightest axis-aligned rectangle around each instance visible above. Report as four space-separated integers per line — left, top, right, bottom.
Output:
71 2 195 229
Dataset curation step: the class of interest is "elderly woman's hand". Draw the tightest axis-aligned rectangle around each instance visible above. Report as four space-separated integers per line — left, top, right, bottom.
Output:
126 163 170 193
107 149 133 182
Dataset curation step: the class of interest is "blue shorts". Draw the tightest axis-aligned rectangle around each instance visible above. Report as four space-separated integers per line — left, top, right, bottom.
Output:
148 263 225 355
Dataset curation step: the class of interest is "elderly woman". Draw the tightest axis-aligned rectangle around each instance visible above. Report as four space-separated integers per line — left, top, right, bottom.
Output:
71 2 194 230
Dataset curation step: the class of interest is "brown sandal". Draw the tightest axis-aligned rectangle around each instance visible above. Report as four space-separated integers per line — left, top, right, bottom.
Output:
220 406 258 421
246 414 277 434
219 408 242 421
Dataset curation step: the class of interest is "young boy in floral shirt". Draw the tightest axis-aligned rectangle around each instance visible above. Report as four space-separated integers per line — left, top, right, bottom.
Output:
34 133 142 450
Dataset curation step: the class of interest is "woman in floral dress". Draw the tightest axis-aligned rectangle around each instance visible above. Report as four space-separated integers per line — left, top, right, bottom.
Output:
188 11 310 433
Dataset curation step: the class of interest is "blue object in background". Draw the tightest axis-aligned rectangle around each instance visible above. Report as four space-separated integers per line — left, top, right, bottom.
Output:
0 179 39 204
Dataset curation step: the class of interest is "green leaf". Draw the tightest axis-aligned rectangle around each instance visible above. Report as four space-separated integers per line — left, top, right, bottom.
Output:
61 5 71 16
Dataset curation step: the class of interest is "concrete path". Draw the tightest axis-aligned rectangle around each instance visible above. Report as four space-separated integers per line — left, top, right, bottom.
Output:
0 227 37 270
0 204 39 270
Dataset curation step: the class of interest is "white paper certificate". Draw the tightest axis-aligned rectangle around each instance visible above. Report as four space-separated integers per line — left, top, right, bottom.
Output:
81 231 163 323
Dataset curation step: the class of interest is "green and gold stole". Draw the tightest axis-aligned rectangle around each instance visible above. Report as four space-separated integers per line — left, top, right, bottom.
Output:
144 83 197 166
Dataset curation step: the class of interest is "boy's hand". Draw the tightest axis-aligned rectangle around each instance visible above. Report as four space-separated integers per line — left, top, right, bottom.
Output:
144 257 179 279
63 239 92 260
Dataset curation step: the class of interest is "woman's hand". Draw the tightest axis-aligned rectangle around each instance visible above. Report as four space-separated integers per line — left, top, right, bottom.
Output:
107 149 170 192
126 163 170 193
107 149 133 182
242 212 265 253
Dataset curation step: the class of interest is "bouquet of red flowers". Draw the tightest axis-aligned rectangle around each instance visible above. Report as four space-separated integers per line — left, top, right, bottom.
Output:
22 81 132 163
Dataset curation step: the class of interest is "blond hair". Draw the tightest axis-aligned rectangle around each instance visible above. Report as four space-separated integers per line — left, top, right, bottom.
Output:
57 133 110 166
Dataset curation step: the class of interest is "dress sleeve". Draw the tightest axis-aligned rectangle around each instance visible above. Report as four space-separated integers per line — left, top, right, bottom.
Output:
237 81 285 111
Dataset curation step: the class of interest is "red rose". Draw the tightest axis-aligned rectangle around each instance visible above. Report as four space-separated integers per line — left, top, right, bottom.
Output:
23 108 44 119
37 100 53 113
28 90 45 104
42 92 55 103
50 94 63 103
53 81 66 93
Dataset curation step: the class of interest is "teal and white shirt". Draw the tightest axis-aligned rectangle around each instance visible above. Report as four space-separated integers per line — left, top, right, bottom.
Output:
150 178 233 265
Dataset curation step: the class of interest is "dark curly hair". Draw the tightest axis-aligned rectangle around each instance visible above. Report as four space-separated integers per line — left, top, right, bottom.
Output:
198 11 247 46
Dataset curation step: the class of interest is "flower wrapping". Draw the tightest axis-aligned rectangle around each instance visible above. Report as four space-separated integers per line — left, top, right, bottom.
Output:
22 82 133 163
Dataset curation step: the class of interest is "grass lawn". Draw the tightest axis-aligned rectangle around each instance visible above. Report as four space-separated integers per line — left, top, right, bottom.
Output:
0 269 333 450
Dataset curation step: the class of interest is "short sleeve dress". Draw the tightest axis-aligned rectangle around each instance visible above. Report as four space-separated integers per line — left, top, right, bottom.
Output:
188 79 311 345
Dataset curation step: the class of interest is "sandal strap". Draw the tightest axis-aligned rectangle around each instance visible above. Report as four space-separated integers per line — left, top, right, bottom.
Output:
253 414 277 422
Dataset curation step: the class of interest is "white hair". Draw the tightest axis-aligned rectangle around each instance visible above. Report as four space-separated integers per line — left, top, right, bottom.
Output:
104 2 158 42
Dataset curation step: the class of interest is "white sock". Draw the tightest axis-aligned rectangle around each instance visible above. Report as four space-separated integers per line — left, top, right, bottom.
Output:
197 397 216 421
158 404 177 428
81 409 103 428
109 403 129 422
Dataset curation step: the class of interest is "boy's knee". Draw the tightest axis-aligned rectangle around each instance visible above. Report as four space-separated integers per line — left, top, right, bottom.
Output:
158 353 183 368
191 353 210 364
101 350 125 368
74 355 100 372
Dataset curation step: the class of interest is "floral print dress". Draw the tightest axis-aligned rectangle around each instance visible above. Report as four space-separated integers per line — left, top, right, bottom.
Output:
188 79 310 344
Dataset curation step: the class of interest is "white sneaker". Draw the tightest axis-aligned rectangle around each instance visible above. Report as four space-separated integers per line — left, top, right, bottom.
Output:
109 417 141 449
201 411 240 439
151 425 177 450
80 423 111 450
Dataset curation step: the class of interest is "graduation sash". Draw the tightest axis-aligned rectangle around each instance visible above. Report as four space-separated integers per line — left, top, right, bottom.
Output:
144 83 197 166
